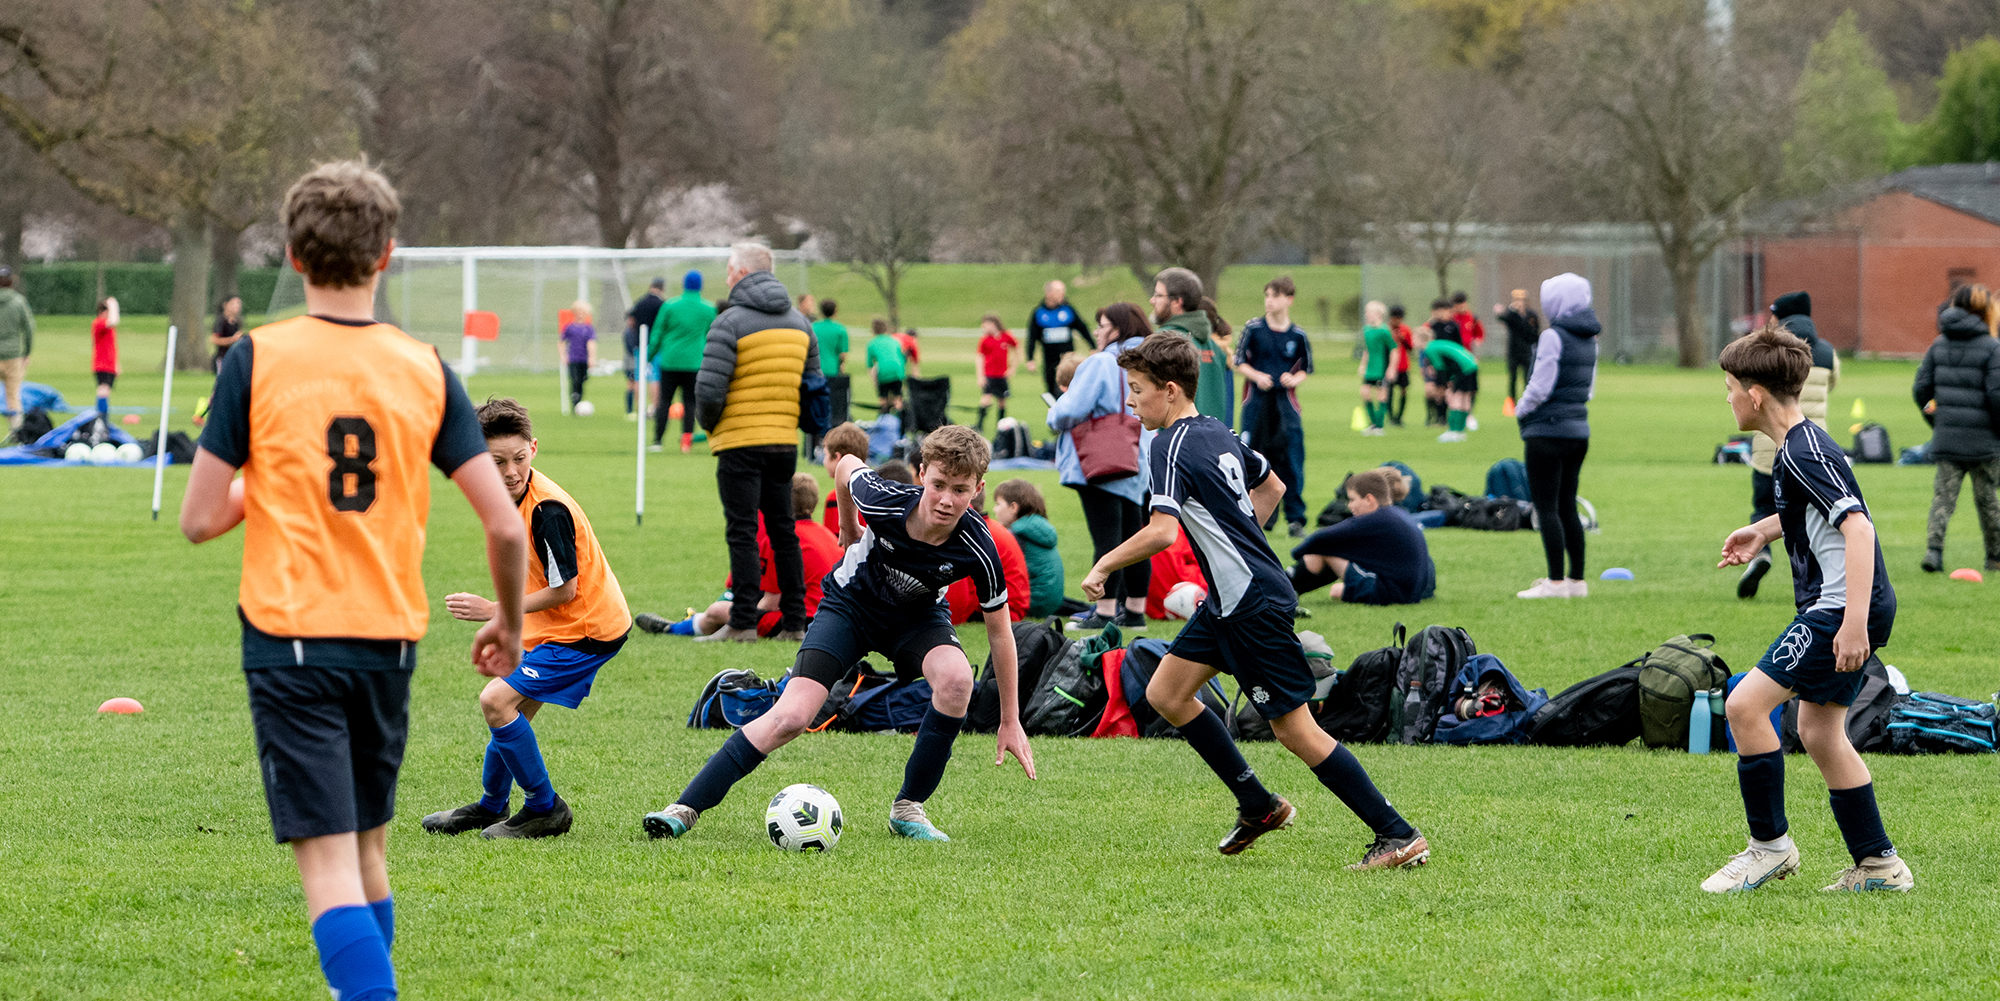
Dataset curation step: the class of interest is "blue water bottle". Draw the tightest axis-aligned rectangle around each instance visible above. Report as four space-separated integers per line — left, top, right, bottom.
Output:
1688 689 1712 754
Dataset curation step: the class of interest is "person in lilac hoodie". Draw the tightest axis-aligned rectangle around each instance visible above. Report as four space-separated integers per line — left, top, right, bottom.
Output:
561 301 598 410
1513 273 1599 600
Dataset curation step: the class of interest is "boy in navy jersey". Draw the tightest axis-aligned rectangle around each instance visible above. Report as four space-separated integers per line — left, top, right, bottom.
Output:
643 423 1036 841
1079 334 1429 869
1710 322 1911 893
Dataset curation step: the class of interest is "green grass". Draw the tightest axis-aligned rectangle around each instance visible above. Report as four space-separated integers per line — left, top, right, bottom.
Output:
7 318 2000 1000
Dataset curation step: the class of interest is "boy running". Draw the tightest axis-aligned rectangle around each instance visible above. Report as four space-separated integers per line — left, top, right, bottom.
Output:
421 398 632 839
1710 321 1911 893
1358 300 1395 436
643 422 1036 842
179 161 527 1001
1079 334 1430 869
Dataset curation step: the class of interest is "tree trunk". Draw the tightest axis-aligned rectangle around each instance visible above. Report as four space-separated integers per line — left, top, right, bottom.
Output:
169 212 214 371
211 224 242 306
0 199 22 268
1667 252 1706 368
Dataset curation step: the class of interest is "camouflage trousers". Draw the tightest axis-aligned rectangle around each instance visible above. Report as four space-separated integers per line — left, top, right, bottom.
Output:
1927 457 2000 561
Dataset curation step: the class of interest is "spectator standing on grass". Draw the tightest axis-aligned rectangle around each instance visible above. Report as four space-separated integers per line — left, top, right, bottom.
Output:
1913 282 2000 575
993 479 1066 618
896 326 922 377
1494 289 1541 403
1357 301 1395 437
693 243 820 643
975 314 1018 433
1235 275 1313 536
1387 304 1414 427
1451 291 1484 355
866 318 907 420
812 298 848 374
1026 279 1094 400
560 302 597 410
1738 291 1838 599
1153 268 1232 425
1048 302 1153 632
211 295 245 374
624 277 668 419
90 297 119 416
1514 272 1599 600
652 271 714 454
0 266 31 432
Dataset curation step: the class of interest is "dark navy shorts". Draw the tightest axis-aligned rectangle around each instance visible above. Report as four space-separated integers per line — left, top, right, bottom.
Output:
1167 602 1315 720
1754 609 1888 706
505 635 627 709
982 376 1010 399
1340 562 1387 605
795 584 960 687
245 666 411 843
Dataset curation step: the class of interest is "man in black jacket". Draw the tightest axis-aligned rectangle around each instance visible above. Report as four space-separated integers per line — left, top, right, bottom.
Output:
1025 280 1094 399
1494 289 1541 401
624 277 667 418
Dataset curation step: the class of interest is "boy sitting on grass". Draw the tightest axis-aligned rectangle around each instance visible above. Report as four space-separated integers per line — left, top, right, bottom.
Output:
422 398 632 839
1078 334 1430 869
641 473 843 637
993 479 1066 619
1287 468 1435 606
1708 321 1911 893
643 423 1036 842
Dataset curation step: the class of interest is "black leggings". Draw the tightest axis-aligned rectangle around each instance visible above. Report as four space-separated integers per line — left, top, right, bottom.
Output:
1524 436 1588 581
567 362 589 407
655 369 698 443
1073 485 1150 604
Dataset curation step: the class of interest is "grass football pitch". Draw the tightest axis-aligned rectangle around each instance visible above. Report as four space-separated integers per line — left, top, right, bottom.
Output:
7 316 2000 999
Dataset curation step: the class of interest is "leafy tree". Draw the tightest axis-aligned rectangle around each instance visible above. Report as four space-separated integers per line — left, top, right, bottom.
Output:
1783 10 1904 195
1909 36 2000 165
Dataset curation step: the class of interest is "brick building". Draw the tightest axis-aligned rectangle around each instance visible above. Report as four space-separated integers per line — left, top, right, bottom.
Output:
1741 163 2000 357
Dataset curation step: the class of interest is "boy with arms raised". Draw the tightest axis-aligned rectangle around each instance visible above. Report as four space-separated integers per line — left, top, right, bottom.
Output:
643 422 1037 841
1079 334 1430 869
180 161 527 1001
421 398 632 839
1710 322 1911 893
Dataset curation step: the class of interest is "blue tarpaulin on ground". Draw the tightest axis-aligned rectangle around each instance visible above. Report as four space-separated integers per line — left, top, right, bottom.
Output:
0 410 153 466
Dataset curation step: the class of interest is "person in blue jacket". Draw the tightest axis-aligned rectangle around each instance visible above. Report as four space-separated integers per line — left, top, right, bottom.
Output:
1046 302 1149 632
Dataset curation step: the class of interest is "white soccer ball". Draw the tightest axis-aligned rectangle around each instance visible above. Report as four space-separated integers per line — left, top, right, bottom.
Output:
90 442 119 465
765 783 842 852
1163 580 1207 620
575 400 595 417
65 443 91 462
116 443 143 463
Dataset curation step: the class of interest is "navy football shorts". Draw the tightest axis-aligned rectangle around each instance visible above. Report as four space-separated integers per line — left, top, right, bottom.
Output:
1167 602 1315 720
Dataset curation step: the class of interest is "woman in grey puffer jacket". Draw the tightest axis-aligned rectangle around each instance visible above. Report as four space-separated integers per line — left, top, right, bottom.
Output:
1913 283 2000 573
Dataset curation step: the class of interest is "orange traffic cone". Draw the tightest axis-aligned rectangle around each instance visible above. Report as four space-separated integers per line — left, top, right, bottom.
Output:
1501 397 1516 417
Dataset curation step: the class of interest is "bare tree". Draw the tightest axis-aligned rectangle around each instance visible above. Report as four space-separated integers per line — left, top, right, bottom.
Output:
800 127 957 328
1362 64 1500 298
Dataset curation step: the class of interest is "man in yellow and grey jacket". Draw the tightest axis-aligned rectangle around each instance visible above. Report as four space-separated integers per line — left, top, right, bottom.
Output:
1739 290 1839 598
695 243 821 641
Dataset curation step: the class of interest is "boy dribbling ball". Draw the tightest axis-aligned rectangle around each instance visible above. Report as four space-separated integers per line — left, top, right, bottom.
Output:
421 398 633 839
643 422 1036 842
1078 334 1430 869
1709 321 1911 893
179 161 528 1001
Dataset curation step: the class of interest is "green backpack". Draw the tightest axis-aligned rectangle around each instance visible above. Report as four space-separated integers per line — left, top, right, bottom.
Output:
1636 634 1731 749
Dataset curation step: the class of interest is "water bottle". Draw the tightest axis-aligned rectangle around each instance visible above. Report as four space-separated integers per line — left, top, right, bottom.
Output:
1688 689 1712 754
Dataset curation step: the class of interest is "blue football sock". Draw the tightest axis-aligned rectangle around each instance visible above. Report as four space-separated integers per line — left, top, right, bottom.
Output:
1177 707 1275 817
677 729 765 813
368 896 394 952
668 619 695 636
896 705 965 803
477 741 511 814
1829 782 1895 863
1312 743 1415 839
311 905 396 1001
490 715 555 813
95 396 109 415
1737 749 1788 843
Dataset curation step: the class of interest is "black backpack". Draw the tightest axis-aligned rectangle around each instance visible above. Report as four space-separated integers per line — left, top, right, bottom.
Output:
991 420 1031 461
1020 625 1115 737
1122 637 1229 738
1526 665 1643 747
1843 660 1905 753
10 407 53 447
1396 625 1474 744
1852 422 1892 464
1315 473 1356 527
1317 623 1404 743
968 618 1067 733
1455 496 1531 531
1425 485 1472 524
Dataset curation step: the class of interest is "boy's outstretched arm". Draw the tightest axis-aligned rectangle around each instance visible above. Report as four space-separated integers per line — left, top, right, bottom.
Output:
179 448 245 543
984 606 1036 779
1080 512 1179 601
1718 515 1783 568
451 456 527 679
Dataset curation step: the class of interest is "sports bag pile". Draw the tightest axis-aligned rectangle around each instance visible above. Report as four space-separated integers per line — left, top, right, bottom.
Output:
1636 634 1730 750
1887 692 1997 753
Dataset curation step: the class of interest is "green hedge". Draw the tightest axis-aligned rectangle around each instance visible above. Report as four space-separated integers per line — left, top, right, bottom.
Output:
15 263 280 316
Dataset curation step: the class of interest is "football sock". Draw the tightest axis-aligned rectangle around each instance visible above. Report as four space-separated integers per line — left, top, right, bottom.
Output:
997 405 1006 422
1369 402 1385 428
897 705 966 803
667 618 696 636
1312 744 1417 840
1828 782 1896 863
1288 561 1340 596
976 405 989 432
1177 707 1274 816
624 388 634 415
489 715 555 813
677 729 766 813
1447 410 1466 432
95 396 109 415
368 896 394 952
311 905 396 1001
476 741 511 814
1736 749 1788 843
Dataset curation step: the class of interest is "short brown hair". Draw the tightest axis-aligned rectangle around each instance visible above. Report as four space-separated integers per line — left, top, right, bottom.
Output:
477 397 533 441
1156 267 1203 313
282 161 401 289
820 298 838 319
876 458 915 483
1719 319 1810 399
981 313 1003 331
1119 332 1201 400
872 317 889 335
791 472 821 521
1054 353 1083 390
1265 275 1296 298
1345 468 1406 506
823 421 868 462
994 479 1046 518
917 424 991 480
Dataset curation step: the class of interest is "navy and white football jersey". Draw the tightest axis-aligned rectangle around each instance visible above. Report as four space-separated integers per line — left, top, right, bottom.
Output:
1148 415 1295 617
828 468 1008 613
1774 421 1894 622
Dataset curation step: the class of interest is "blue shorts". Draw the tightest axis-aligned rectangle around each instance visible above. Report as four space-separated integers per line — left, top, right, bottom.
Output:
1167 602 1315 720
1754 609 1887 706
795 582 960 687
505 636 626 709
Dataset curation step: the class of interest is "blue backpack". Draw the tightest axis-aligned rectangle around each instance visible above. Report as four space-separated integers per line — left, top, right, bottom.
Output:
1887 692 1997 753
687 669 785 729
837 676 934 733
1433 654 1549 745
1485 458 1532 501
